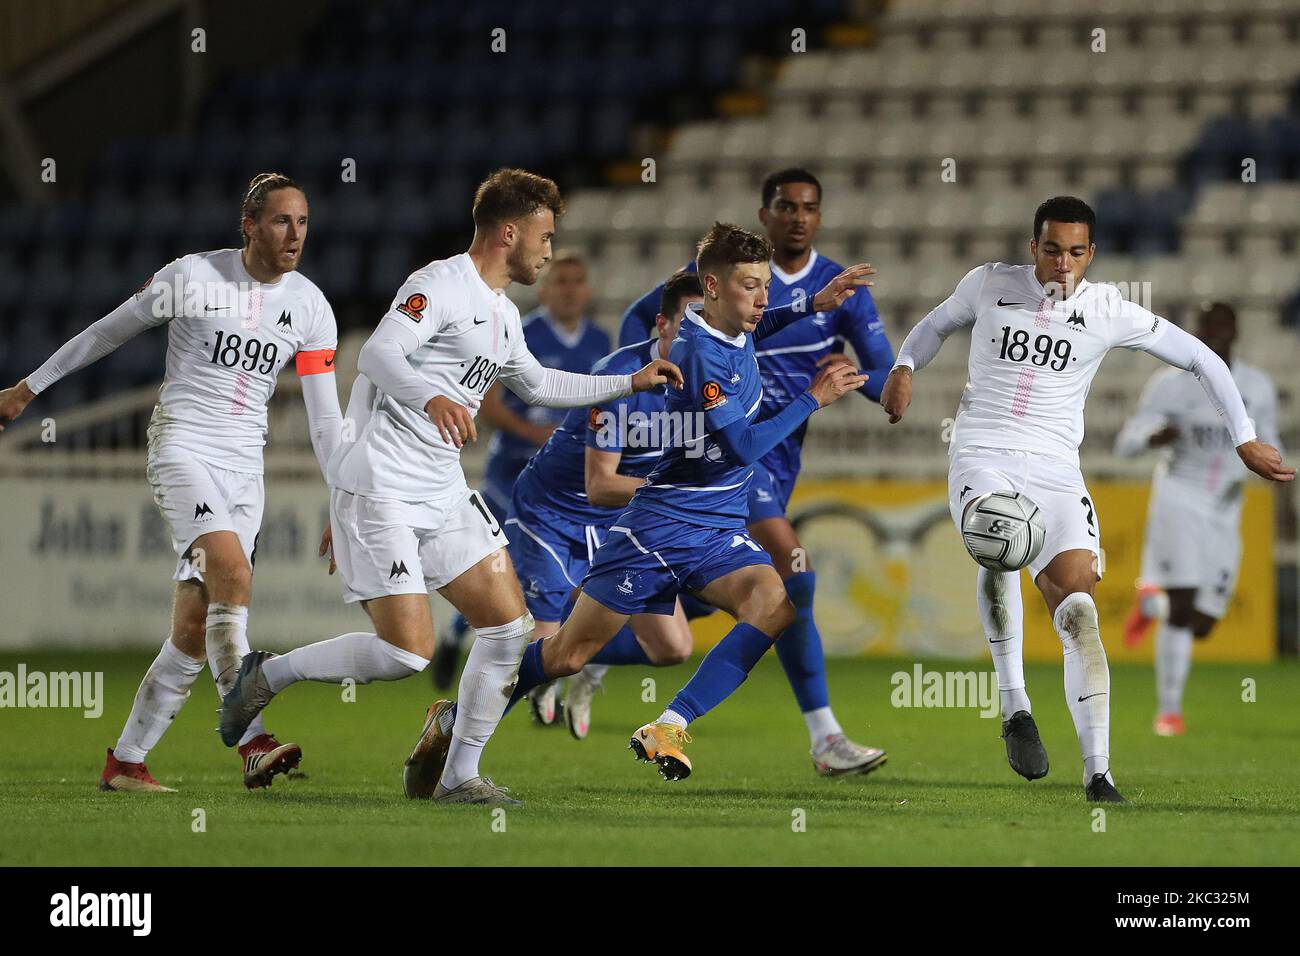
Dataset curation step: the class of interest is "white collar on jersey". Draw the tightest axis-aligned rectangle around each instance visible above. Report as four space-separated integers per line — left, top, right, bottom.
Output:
455 252 506 298
770 249 819 286
535 308 588 349
684 303 745 347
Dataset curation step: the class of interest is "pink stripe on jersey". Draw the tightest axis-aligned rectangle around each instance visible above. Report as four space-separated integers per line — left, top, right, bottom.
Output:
1033 296 1051 329
231 371 250 416
243 287 263 331
1010 368 1036 417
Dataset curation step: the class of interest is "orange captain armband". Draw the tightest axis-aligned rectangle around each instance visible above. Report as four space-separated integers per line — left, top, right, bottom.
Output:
296 349 337 376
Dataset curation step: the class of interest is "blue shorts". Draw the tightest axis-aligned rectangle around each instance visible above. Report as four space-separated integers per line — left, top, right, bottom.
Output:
747 460 797 523
583 513 773 616
506 505 605 622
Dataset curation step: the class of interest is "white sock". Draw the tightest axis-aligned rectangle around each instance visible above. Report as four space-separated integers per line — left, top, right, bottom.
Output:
204 602 265 746
1054 592 1111 784
113 638 205 763
579 663 609 684
804 706 843 751
442 614 533 790
1156 622 1193 715
261 632 427 693
978 567 1031 718
656 709 688 728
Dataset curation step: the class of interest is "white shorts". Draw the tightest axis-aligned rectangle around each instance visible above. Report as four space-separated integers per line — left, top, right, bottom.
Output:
948 446 1101 580
329 486 508 603
146 446 265 583
1140 484 1242 619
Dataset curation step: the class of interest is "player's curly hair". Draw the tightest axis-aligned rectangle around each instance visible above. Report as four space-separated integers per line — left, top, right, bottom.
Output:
695 222 773 281
473 168 565 229
239 172 302 247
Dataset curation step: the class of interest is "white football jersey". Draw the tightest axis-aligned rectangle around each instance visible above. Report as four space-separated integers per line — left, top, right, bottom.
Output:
141 249 337 474
1122 360 1280 504
924 262 1171 462
331 253 537 501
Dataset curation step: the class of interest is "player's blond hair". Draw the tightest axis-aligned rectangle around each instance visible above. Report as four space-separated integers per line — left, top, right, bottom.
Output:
240 172 302 247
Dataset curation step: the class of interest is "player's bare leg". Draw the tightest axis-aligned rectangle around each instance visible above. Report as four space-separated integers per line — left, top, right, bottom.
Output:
431 549 532 803
629 564 796 781
1036 548 1122 802
1152 588 1213 736
562 601 694 741
107 535 297 790
750 514 887 776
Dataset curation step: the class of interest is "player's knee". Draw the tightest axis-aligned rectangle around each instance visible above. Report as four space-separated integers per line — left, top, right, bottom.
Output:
649 636 691 666
207 560 252 604
757 593 796 637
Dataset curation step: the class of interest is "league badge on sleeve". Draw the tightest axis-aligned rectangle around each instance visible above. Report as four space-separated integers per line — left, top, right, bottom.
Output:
701 380 727 411
397 293 427 321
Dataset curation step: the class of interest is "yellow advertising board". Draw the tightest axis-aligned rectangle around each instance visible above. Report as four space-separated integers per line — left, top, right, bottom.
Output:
689 479 1276 662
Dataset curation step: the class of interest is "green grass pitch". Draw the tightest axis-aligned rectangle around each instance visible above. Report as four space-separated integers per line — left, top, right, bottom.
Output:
1 651 1297 866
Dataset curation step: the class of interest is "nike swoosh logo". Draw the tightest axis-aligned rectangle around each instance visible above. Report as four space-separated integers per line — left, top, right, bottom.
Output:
997 298 1024 307
205 306 228 312
1077 692 1107 702
324 358 334 367
473 317 486 325
988 637 1015 644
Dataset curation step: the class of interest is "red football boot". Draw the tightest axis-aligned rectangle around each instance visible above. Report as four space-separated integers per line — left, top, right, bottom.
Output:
239 734 302 789
99 747 176 793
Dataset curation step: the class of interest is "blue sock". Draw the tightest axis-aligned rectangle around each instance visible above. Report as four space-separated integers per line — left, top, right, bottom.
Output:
504 640 549 713
776 571 830 713
679 592 715 620
590 626 653 666
668 622 773 724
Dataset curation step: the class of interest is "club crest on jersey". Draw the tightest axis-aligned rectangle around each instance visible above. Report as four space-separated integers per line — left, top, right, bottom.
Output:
616 573 635 595
701 380 727 411
277 310 292 329
1066 311 1085 329
397 293 427 322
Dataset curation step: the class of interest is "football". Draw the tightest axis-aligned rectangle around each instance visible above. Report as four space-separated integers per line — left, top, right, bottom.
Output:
961 491 1046 572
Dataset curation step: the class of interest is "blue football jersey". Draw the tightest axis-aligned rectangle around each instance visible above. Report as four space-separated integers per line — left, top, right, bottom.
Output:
484 308 611 494
620 251 893 486
629 305 766 527
511 338 668 527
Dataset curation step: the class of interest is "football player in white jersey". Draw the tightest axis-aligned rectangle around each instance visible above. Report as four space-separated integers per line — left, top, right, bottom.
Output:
1115 302 1282 736
0 173 343 792
880 197 1293 802
217 168 682 805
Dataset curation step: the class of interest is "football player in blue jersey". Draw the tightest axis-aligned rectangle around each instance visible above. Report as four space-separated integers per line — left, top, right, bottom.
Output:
508 271 704 734
431 252 610 690
499 223 872 781
617 169 896 774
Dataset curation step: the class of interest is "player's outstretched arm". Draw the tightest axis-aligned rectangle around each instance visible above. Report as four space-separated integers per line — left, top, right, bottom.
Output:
1137 320 1294 483
752 263 877 341
713 362 866 466
0 284 173 431
879 265 985 424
